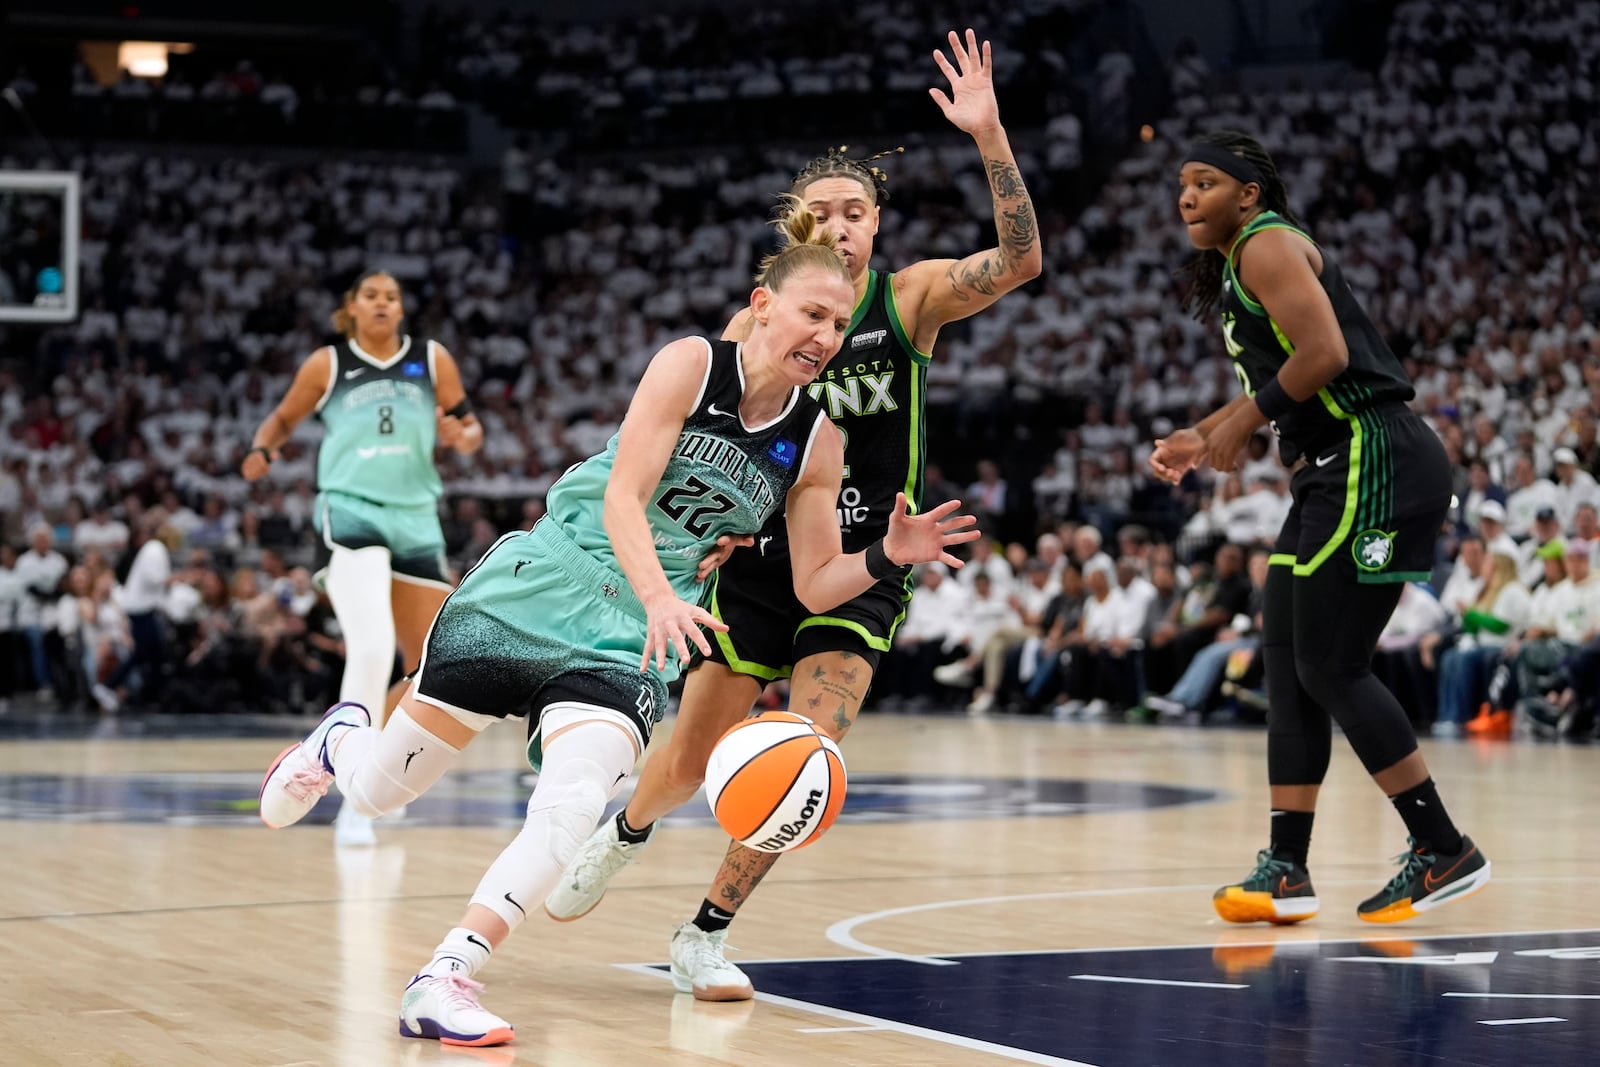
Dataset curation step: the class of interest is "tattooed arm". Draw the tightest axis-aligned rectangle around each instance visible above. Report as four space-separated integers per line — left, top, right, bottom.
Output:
895 29 1043 353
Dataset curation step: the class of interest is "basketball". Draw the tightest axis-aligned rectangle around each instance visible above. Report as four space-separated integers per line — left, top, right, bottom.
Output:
703 711 848 853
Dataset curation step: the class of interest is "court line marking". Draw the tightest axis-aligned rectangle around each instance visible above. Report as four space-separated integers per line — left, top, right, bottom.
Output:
1070 974 1248 990
825 886 1600 965
1478 1017 1566 1026
1445 993 1600 1000
796 1025 888 1033
613 963 1101 1067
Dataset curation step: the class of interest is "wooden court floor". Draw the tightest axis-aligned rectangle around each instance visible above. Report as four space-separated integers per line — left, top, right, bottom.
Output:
2 711 1596 1067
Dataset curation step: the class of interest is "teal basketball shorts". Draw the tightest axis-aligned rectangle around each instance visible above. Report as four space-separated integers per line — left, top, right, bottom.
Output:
413 521 671 769
315 490 449 585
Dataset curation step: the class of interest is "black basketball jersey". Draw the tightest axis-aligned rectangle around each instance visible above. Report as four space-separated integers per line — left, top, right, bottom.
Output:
1220 212 1413 459
761 269 929 555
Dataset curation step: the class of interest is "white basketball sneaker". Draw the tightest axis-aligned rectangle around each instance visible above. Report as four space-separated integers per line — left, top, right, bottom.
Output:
670 922 754 1001
399 973 514 1047
543 813 654 921
258 702 370 829
333 799 377 847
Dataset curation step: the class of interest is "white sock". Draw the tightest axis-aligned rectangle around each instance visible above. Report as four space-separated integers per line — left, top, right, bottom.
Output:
422 926 493 980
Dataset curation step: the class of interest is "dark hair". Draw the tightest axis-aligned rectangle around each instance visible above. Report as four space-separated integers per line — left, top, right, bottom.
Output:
330 269 401 337
1177 131 1303 321
791 145 905 204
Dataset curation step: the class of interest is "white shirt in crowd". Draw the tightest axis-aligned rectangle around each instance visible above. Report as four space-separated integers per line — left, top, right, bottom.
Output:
117 539 172 615
13 547 68 630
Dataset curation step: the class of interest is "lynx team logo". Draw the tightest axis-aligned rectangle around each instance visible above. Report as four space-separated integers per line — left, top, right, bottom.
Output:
1352 529 1396 572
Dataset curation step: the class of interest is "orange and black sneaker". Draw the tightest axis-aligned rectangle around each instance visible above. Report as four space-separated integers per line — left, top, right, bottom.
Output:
1213 848 1320 924
1357 836 1491 924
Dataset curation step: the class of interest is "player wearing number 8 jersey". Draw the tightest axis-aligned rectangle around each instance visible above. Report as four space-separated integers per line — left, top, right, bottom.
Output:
242 269 484 845
544 28 1042 1002
255 208 978 1046
1150 131 1488 927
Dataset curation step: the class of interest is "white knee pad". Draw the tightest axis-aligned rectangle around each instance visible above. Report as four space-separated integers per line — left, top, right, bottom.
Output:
325 545 397 712
528 761 610 869
467 721 638 930
337 705 461 818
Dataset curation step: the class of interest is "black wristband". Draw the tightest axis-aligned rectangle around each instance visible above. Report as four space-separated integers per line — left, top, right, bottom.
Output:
248 446 275 465
864 539 900 580
445 398 473 419
1253 377 1294 421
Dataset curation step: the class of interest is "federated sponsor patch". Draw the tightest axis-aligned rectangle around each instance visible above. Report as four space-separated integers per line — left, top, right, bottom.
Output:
851 329 888 349
1352 529 1396 572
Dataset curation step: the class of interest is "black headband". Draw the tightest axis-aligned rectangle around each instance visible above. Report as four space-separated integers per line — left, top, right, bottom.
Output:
1184 144 1264 188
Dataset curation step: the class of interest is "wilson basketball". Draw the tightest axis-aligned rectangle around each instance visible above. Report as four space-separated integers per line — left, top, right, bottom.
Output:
703 711 847 853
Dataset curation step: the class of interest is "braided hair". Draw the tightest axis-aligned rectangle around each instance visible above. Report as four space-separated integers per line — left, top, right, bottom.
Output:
1177 131 1303 321
790 145 905 203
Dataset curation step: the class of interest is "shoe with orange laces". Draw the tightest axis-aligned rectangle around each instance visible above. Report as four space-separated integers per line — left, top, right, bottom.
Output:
1213 848 1320 924
1357 836 1491 923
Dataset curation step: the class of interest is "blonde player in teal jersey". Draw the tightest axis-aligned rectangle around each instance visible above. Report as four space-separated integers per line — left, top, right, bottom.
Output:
243 270 483 844
256 206 978 1047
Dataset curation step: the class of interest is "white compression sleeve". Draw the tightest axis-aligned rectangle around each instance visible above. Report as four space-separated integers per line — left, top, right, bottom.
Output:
324 544 397 716
335 705 462 818
469 721 639 931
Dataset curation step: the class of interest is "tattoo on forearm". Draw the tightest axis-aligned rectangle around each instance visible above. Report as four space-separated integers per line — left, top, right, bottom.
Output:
716 840 780 907
999 200 1037 270
982 157 1038 276
987 159 1023 200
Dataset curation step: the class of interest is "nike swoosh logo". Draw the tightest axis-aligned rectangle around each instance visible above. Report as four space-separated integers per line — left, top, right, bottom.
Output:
344 368 366 380
357 447 378 459
707 907 736 921
1278 877 1309 894
1315 452 1338 467
1423 846 1476 892
706 403 735 417
503 892 526 916
466 933 491 953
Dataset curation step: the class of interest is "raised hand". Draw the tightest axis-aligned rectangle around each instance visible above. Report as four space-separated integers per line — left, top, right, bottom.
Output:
639 592 728 674
929 29 1001 135
882 492 982 569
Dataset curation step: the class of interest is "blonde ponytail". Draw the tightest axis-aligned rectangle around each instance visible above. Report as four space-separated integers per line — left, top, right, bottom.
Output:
755 195 851 290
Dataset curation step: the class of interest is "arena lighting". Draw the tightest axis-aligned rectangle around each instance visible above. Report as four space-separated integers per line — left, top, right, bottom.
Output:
117 41 193 79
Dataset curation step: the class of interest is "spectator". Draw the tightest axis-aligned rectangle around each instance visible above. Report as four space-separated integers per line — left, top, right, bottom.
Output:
14 525 68 694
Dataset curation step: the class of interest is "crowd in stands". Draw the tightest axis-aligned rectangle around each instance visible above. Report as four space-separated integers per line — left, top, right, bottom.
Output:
2 0 1599 742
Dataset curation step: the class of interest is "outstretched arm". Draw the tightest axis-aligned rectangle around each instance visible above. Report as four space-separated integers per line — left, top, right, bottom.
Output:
785 422 979 613
241 347 332 480
896 29 1043 349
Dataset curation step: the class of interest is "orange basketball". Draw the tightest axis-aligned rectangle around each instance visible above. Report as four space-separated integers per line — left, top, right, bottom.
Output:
703 711 847 853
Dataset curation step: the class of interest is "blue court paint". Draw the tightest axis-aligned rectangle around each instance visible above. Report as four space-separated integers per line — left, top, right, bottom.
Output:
673 930 1600 1067
0 770 1219 826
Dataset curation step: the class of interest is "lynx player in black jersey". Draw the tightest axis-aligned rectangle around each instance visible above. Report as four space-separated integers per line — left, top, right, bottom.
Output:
1150 132 1488 927
544 29 1042 1001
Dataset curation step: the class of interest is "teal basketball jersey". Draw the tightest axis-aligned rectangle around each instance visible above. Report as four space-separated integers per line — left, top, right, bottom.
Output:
314 336 442 506
544 338 829 606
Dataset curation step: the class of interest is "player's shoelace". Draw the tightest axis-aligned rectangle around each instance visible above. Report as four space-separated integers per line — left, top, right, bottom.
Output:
1379 838 1432 895
433 973 490 1013
281 754 333 802
1239 848 1297 890
681 930 739 971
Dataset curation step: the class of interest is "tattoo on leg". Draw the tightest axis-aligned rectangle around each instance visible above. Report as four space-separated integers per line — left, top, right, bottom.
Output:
839 650 857 660
807 693 823 710
840 666 858 686
812 665 827 681
833 702 852 733
715 841 780 910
